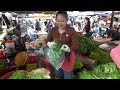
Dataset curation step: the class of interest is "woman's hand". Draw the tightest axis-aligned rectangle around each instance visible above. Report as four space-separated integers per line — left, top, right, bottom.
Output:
61 44 71 52
47 42 56 48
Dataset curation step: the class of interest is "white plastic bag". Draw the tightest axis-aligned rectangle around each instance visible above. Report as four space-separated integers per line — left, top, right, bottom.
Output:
45 47 65 70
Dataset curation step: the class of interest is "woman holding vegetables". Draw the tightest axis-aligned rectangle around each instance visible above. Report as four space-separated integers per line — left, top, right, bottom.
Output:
47 11 78 79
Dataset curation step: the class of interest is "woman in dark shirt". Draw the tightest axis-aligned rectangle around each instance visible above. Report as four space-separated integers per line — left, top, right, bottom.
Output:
47 11 78 79
14 31 26 53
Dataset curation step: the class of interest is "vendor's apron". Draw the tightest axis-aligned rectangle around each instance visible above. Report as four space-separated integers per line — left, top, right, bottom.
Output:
61 51 75 72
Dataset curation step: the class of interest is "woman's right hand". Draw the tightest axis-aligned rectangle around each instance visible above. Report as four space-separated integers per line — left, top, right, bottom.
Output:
47 42 56 48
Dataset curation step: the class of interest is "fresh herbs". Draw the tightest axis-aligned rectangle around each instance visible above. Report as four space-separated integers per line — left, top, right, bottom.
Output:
76 62 120 79
0 61 7 71
8 68 51 79
76 35 99 55
26 68 50 79
89 49 112 64
74 59 83 70
8 71 26 79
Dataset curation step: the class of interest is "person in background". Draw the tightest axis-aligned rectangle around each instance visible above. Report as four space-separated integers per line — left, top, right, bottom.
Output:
12 20 21 35
46 19 54 33
113 17 119 30
107 25 120 41
35 19 41 32
84 17 91 33
84 17 92 37
39 18 42 31
72 22 80 32
47 11 78 79
13 31 26 53
67 18 72 27
44 19 48 27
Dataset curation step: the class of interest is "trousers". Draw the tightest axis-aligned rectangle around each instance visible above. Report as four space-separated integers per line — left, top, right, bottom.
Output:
55 68 73 79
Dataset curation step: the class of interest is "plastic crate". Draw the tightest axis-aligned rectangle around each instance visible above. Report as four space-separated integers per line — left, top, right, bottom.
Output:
27 55 39 64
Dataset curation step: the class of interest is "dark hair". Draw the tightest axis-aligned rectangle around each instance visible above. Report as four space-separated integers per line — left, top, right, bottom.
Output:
115 17 118 22
56 11 68 20
14 30 21 37
85 17 90 21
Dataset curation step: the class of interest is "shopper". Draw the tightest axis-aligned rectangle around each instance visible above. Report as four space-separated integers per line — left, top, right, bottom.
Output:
12 20 21 35
47 11 78 79
13 31 26 53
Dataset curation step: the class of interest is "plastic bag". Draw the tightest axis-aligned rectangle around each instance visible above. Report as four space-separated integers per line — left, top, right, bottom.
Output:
45 47 65 70
99 43 109 49
110 44 120 69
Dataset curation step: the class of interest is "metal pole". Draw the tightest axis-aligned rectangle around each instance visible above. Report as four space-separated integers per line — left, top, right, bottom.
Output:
110 11 114 29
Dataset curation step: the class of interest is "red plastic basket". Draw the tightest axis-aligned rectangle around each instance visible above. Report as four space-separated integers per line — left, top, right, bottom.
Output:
0 66 8 77
41 59 55 78
1 70 27 79
0 55 6 61
27 55 39 64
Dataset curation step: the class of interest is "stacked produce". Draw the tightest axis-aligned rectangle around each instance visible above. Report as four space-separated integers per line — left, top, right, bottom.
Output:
0 61 7 71
27 68 50 79
76 62 120 79
8 71 26 79
6 68 51 79
89 49 112 64
76 35 99 56
74 59 83 70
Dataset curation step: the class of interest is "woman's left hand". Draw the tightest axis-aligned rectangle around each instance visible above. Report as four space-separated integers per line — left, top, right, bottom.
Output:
61 44 71 52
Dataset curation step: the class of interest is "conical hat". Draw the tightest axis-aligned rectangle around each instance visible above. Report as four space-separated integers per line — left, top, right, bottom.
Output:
15 51 28 66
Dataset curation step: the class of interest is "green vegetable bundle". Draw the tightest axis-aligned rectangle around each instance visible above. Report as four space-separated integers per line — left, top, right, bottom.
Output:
26 68 50 79
76 62 120 79
74 59 83 70
8 71 26 79
0 61 7 71
7 68 51 79
89 49 112 64
45 42 65 70
76 35 99 55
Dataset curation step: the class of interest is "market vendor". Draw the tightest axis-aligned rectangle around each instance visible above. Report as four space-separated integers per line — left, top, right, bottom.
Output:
107 25 120 41
47 11 78 79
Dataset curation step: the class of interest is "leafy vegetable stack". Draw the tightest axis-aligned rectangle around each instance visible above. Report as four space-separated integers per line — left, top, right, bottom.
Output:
0 61 7 71
27 68 50 79
76 62 120 79
8 71 26 79
76 35 99 56
89 49 112 64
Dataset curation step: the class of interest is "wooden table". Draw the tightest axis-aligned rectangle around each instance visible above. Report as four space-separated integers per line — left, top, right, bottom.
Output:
101 43 117 52
93 38 118 52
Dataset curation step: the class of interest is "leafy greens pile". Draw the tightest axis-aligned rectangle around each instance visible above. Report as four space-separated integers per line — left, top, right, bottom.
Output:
89 49 112 64
76 62 120 79
8 68 51 79
8 71 26 79
76 35 99 55
0 61 7 71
